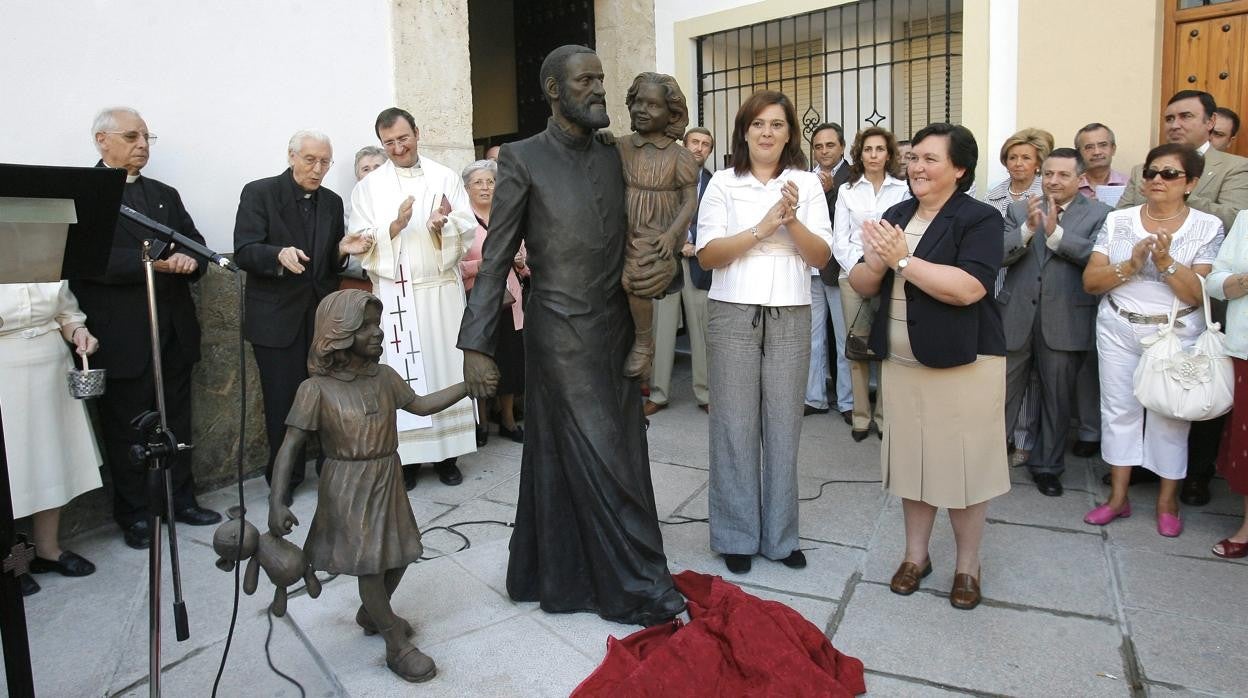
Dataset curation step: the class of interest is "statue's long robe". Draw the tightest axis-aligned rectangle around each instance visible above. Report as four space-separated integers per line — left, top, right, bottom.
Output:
458 119 675 621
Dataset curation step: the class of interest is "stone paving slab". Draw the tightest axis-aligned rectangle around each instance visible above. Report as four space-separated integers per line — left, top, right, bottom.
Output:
648 460 710 519
862 512 1117 618
113 609 341 697
1116 549 1248 626
659 519 861 600
1129 608 1248 697
832 584 1131 698
860 672 980 696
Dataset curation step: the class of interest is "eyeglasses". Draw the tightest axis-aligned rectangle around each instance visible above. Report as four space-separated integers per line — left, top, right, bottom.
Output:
382 134 413 150
300 155 334 169
103 131 157 143
1142 167 1187 181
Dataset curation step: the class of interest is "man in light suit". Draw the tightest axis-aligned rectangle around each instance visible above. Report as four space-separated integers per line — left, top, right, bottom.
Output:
1001 149 1113 497
646 127 715 414
1117 90 1248 505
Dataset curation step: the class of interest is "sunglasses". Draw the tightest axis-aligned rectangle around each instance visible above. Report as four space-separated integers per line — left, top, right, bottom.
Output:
1142 167 1187 181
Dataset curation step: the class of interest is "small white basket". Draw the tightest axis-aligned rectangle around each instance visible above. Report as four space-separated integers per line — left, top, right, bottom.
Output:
67 352 106 399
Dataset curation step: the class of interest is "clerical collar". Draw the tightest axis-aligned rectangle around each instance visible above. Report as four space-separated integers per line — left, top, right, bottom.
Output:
286 168 319 201
395 161 423 178
546 118 593 150
126 174 140 184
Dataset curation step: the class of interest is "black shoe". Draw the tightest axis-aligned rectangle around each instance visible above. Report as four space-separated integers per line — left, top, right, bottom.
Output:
840 410 852 425
851 429 869 442
476 425 489 448
803 405 829 416
435 458 463 486
723 553 752 574
123 520 152 550
174 505 223 526
1101 468 1160 486
1032 473 1063 497
1180 478 1212 507
498 424 525 444
403 463 419 491
1072 440 1101 458
29 551 95 577
780 550 807 568
19 574 39 596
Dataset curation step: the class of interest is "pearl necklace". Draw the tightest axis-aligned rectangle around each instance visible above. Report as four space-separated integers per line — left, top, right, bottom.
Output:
1142 204 1187 222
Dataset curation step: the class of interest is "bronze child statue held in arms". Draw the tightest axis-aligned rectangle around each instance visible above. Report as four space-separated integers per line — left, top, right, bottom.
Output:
267 289 467 683
618 72 700 379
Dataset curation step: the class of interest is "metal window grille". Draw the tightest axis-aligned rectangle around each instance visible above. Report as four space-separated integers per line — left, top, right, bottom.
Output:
695 0 962 168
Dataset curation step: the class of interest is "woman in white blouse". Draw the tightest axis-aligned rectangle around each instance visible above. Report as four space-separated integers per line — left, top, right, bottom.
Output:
832 126 911 440
0 282 102 595
1082 143 1224 538
695 91 834 575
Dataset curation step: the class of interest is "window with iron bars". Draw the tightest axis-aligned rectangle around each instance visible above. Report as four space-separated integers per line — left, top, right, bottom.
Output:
695 0 962 169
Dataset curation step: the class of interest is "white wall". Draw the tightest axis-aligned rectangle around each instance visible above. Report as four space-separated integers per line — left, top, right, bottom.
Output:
655 0 760 77
0 0 395 251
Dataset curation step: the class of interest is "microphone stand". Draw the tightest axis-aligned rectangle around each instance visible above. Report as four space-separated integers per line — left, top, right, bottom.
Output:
122 213 238 696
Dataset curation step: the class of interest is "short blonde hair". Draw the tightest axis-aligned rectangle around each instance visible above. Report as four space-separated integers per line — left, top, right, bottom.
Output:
999 128 1054 167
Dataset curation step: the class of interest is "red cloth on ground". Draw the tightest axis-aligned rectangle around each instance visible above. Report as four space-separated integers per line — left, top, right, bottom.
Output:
572 570 867 697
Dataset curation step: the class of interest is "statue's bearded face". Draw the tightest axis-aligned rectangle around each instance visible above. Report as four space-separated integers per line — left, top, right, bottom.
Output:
557 53 610 130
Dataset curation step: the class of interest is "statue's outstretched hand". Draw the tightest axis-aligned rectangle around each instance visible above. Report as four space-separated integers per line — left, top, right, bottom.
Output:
268 505 298 538
463 349 500 399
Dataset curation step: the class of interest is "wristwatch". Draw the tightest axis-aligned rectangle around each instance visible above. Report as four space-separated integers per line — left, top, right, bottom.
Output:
896 256 911 275
1161 261 1179 276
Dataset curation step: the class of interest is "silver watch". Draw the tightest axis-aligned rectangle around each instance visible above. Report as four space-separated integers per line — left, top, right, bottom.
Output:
896 256 911 275
1161 261 1179 276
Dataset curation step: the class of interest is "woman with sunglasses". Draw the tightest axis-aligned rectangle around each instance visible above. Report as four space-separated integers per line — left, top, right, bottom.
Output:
1082 143 1224 537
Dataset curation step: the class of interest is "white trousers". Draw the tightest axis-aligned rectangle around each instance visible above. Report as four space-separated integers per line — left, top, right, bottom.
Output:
1096 302 1200 479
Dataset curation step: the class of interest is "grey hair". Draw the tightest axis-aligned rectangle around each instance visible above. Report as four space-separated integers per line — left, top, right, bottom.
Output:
92 107 142 152
461 159 498 186
288 129 332 155
354 145 386 169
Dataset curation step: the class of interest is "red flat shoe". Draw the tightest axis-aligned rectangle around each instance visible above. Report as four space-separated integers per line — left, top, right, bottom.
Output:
1212 538 1248 559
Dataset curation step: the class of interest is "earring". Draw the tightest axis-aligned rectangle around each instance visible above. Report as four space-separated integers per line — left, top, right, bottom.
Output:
1185 191 1191 195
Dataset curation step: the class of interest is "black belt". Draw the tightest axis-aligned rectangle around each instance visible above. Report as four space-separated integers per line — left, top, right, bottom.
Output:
1108 295 1197 326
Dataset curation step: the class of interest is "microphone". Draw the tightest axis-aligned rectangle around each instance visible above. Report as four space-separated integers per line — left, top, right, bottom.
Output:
119 205 238 272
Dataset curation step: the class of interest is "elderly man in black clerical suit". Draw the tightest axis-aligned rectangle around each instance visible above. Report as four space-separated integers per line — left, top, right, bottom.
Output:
234 131 369 502
459 45 685 626
72 107 221 549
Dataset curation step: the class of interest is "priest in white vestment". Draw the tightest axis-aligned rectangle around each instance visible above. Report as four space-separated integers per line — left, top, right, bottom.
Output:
348 107 478 486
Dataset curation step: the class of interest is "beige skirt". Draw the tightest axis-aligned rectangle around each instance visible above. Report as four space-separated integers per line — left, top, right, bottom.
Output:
880 355 1010 508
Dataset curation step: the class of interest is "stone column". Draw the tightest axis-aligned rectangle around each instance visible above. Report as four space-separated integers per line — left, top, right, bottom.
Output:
595 0 658 132
392 0 477 172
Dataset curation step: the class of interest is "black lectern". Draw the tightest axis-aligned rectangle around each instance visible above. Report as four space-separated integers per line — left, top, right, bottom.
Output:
0 163 125 698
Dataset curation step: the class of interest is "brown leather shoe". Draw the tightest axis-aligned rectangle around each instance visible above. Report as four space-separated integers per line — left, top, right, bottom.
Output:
949 569 982 610
889 558 932 595
643 400 666 417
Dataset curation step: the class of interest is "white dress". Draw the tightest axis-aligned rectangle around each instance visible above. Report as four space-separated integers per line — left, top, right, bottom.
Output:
0 282 102 518
351 159 478 463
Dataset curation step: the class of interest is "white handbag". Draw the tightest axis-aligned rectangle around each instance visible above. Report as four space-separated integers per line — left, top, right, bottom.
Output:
1132 277 1234 421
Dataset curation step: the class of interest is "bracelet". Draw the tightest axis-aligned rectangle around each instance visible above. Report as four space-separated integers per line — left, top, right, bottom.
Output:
750 226 761 241
1112 263 1130 283
71 326 87 338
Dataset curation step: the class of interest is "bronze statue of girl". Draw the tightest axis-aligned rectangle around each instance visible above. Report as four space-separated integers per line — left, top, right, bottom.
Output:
267 289 467 683
618 72 700 379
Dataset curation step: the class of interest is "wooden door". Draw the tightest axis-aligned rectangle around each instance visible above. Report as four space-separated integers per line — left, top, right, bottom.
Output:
1164 1 1248 157
513 0 595 138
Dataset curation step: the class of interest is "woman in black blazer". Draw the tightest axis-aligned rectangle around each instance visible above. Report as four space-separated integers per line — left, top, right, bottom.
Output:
848 123 1009 610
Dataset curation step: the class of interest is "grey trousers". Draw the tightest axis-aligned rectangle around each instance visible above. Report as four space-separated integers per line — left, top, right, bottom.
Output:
1005 319 1085 476
707 300 808 559
650 259 710 406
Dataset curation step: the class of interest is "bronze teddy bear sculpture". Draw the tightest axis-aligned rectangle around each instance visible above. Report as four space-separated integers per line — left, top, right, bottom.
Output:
213 516 321 617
